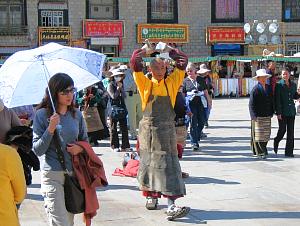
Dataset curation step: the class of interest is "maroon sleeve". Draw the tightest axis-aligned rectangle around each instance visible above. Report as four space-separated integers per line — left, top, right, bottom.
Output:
169 49 188 70
130 49 146 72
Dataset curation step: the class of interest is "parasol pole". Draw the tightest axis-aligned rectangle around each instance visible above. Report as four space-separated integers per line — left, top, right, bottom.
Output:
38 55 56 113
38 55 64 142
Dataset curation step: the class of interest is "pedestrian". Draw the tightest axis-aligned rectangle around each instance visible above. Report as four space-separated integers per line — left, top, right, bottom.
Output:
0 143 26 226
174 86 188 151
265 61 277 94
273 68 300 157
32 73 88 226
0 97 22 143
249 69 274 159
131 42 190 221
183 62 211 151
122 64 142 140
11 105 35 126
107 68 131 152
197 64 213 128
95 81 110 139
76 85 104 146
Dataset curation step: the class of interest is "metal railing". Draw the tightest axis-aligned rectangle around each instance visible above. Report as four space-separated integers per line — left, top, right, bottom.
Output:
0 26 28 35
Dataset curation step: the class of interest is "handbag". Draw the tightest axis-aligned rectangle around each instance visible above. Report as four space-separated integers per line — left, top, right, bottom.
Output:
82 106 104 132
111 105 128 120
53 132 85 214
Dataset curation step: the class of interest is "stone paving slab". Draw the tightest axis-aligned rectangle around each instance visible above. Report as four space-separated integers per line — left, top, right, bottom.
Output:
19 98 300 226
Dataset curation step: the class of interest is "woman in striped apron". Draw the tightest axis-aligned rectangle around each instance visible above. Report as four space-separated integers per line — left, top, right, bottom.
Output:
249 69 274 159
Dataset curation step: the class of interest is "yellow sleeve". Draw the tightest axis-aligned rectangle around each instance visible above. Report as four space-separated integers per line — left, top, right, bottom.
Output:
8 149 26 204
133 71 151 111
165 68 186 107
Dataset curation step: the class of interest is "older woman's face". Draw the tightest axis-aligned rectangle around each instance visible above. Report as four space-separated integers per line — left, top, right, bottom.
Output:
186 68 196 77
257 76 267 84
282 70 290 81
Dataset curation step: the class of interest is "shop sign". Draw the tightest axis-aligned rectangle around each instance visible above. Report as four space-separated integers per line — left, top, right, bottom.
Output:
83 20 124 38
137 24 189 43
71 39 87 48
207 27 245 44
38 27 71 46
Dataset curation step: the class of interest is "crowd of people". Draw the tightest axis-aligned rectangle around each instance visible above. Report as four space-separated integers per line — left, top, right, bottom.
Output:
249 67 300 159
1 41 300 226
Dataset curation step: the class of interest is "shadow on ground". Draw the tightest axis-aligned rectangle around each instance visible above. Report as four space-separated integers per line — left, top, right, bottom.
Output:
191 210 300 221
28 183 41 188
98 184 139 191
184 176 240 185
26 193 43 201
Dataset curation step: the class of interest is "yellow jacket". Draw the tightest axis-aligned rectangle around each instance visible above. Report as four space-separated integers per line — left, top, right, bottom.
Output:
133 68 185 111
0 144 26 226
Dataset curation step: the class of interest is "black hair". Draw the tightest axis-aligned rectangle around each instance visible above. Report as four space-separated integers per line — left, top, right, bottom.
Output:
36 73 76 117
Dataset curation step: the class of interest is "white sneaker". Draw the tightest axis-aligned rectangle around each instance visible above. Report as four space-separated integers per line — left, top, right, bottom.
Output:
166 204 190 221
112 148 120 152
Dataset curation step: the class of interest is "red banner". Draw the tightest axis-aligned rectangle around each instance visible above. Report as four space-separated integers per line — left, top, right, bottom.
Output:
83 20 124 38
207 27 245 43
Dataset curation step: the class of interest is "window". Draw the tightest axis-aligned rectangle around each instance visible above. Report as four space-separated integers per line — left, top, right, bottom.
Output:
283 0 300 21
147 0 178 23
211 0 244 23
41 10 64 27
286 43 300 56
88 0 118 20
0 0 26 33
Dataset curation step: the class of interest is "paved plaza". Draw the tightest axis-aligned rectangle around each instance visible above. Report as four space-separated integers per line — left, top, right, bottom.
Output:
19 98 300 226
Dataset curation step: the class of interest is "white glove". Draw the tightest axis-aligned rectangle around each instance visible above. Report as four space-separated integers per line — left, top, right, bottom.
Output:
155 42 174 53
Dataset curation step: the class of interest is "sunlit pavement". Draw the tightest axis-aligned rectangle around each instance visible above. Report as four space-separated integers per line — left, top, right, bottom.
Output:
20 98 300 226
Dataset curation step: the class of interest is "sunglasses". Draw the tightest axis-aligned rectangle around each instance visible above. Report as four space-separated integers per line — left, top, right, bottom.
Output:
60 87 77 95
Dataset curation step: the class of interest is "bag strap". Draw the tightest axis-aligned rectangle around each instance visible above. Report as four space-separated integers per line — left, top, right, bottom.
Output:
53 131 67 172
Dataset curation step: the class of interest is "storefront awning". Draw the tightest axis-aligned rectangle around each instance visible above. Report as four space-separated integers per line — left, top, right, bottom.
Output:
106 56 300 63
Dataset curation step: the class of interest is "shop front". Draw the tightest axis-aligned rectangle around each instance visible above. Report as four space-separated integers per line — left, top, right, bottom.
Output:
83 20 124 57
205 26 253 97
207 26 245 56
137 23 189 53
38 26 71 46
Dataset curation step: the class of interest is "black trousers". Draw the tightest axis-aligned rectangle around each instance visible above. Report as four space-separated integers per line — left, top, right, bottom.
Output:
110 117 130 149
97 106 110 139
274 115 295 155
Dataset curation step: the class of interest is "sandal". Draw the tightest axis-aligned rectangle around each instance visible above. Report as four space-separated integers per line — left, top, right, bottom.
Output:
145 197 158 210
166 205 190 221
182 172 189 178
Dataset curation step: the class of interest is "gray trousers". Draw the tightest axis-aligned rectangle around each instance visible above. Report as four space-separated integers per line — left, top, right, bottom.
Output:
41 171 74 226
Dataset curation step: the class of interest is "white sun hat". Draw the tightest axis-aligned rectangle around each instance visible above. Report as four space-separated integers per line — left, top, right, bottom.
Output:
197 64 211 74
253 69 271 80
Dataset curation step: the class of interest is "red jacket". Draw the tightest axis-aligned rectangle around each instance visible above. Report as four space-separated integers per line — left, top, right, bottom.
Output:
73 141 108 226
113 159 140 177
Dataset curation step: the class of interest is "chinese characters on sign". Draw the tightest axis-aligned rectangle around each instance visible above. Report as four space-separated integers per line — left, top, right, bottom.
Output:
215 0 240 19
137 24 189 43
83 20 124 38
38 27 71 46
207 27 245 44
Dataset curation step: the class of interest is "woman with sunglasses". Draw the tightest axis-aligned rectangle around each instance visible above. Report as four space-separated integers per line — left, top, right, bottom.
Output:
107 68 131 152
32 73 88 226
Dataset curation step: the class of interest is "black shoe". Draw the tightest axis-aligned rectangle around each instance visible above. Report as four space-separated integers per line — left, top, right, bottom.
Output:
192 144 199 151
285 154 294 158
273 141 278 154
